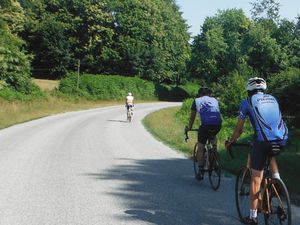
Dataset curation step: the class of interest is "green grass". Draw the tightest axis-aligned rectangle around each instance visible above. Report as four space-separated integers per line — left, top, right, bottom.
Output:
0 95 124 129
143 106 300 204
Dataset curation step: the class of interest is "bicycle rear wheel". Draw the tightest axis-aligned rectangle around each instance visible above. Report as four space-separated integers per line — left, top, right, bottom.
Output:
208 149 221 190
264 178 291 225
193 143 198 177
127 110 131 122
235 167 251 223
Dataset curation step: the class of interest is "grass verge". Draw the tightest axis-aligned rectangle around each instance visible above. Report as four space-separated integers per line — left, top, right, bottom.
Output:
0 95 123 129
143 106 300 205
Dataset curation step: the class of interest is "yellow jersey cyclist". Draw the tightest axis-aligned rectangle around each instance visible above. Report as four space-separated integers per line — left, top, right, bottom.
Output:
226 77 288 225
185 87 222 180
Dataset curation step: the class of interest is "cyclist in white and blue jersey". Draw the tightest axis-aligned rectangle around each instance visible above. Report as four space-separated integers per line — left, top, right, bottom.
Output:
186 87 222 180
226 77 288 225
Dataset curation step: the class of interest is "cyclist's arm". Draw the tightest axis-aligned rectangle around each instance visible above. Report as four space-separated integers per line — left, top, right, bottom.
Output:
187 110 197 130
228 118 245 144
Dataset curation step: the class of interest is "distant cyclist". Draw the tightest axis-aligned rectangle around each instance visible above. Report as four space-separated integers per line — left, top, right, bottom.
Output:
225 77 288 225
185 87 222 180
125 92 134 115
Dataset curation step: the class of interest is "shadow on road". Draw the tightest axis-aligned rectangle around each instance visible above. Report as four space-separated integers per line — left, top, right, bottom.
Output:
107 119 128 123
85 157 241 225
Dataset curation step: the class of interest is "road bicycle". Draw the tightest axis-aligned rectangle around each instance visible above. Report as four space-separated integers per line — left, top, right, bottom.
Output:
126 105 133 122
227 142 291 225
185 128 221 191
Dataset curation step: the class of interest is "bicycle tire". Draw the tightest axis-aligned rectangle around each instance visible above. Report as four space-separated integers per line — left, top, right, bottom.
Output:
208 149 221 191
235 167 251 223
127 110 132 122
193 142 198 177
264 178 291 225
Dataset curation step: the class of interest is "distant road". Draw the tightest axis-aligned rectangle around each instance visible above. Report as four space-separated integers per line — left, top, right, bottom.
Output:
0 102 299 225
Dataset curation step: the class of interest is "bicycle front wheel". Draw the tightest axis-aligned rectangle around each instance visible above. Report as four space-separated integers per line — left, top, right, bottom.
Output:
264 178 291 225
208 149 221 191
193 143 198 177
235 167 251 223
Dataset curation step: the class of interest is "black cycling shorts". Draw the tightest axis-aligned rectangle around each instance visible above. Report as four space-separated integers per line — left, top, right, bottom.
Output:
126 105 133 110
198 124 221 145
250 142 281 171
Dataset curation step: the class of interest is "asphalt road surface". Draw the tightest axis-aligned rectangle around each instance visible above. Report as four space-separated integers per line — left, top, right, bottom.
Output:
0 102 299 225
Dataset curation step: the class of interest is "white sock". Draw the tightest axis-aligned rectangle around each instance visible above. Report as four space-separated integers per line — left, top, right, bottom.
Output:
250 209 257 219
272 172 281 180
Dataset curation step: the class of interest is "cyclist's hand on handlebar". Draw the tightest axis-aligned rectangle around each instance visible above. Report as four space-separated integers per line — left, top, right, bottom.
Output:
225 139 235 158
225 139 235 149
184 126 190 134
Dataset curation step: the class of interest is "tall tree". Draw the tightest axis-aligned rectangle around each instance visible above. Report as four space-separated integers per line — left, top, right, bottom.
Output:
0 0 26 34
190 9 251 83
250 0 280 23
0 19 32 91
242 23 286 77
107 0 190 82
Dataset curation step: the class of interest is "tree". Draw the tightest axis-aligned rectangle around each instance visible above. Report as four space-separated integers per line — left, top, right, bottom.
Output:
20 0 115 78
250 0 280 23
0 19 32 91
190 9 251 83
107 0 190 82
0 0 26 34
31 16 71 78
242 23 286 77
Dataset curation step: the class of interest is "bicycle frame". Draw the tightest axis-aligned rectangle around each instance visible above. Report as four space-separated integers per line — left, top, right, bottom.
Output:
229 143 291 225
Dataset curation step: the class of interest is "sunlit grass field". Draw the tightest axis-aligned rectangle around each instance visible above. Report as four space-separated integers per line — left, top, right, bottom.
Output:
0 96 123 129
143 106 300 204
33 79 59 91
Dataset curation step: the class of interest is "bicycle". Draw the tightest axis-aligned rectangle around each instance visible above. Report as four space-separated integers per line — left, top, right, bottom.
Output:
185 128 221 191
126 105 133 122
227 142 291 225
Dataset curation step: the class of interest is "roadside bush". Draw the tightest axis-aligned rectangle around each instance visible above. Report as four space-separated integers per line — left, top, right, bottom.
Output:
59 73 199 101
0 84 44 101
213 73 247 117
59 73 157 100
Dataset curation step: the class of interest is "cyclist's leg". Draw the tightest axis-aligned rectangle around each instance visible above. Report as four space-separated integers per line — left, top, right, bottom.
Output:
208 125 221 149
250 169 263 213
197 125 208 167
248 142 268 221
196 125 208 179
270 157 280 179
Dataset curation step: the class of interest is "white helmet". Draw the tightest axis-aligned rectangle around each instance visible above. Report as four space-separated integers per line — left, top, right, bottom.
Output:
246 77 267 91
128 92 132 96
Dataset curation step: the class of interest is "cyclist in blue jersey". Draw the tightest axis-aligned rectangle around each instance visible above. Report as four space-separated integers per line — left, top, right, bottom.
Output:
185 87 222 180
226 77 288 225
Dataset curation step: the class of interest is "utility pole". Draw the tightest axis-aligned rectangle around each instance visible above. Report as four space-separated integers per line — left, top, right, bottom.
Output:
77 59 80 91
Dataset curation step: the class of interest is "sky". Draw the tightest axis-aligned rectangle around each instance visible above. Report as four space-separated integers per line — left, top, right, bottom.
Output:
176 0 300 37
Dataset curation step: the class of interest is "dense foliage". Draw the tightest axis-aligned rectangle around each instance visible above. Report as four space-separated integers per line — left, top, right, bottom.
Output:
16 0 191 82
0 0 299 125
59 73 198 101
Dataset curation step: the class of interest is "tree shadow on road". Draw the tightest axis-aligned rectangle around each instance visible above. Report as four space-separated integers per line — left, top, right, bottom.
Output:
85 158 241 225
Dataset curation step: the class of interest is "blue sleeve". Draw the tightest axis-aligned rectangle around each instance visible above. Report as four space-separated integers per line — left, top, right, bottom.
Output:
238 100 248 120
191 100 196 111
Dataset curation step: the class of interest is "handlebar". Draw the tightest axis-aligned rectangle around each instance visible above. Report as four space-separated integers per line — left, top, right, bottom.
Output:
225 140 251 159
184 127 198 142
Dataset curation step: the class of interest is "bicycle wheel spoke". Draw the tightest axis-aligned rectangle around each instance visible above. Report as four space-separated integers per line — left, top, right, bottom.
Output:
208 150 221 190
235 167 251 223
193 143 198 177
264 178 291 225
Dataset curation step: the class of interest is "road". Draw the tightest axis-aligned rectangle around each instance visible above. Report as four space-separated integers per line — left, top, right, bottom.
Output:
0 102 299 225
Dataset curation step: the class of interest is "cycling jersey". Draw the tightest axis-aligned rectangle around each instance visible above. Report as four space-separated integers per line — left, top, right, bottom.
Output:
191 96 222 126
126 95 134 106
239 92 288 143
